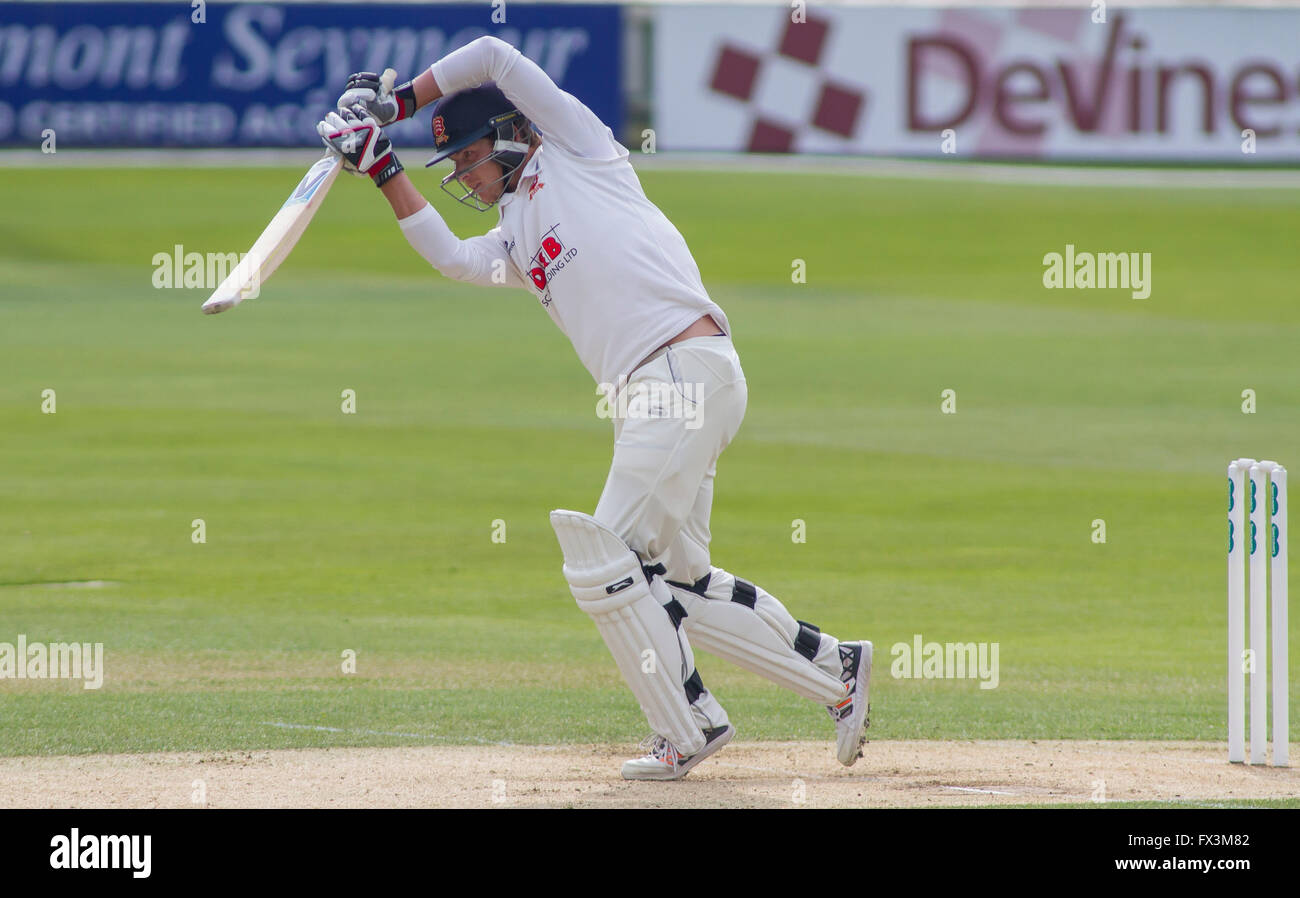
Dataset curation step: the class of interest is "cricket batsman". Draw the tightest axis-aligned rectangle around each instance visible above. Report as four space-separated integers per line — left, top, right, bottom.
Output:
317 36 872 780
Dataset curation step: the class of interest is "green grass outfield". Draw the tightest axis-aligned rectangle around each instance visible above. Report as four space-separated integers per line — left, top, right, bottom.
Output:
1 163 1297 760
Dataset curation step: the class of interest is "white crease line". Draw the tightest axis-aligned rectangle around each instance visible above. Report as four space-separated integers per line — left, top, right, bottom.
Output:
262 721 434 739
943 786 1018 795
991 744 1227 763
38 580 119 589
712 760 867 782
259 721 561 749
0 580 120 589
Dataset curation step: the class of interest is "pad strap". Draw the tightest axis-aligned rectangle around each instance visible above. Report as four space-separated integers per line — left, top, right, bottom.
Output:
731 578 758 608
794 621 822 662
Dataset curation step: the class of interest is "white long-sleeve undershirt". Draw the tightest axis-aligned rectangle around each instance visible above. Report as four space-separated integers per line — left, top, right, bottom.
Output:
399 203 526 289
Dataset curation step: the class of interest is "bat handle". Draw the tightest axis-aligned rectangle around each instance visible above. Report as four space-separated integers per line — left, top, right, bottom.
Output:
380 68 397 97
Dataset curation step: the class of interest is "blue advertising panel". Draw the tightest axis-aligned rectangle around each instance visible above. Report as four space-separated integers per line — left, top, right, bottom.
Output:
0 2 622 146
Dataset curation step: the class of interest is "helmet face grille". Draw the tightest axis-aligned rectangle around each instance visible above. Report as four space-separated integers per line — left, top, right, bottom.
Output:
439 156 513 212
436 119 533 212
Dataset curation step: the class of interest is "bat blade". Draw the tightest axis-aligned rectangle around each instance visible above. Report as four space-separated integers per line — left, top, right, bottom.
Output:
202 154 344 315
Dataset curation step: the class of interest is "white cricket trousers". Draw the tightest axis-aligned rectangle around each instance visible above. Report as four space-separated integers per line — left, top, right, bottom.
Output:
593 335 848 713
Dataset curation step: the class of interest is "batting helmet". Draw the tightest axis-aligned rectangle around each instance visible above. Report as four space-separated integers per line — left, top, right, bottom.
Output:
424 84 533 210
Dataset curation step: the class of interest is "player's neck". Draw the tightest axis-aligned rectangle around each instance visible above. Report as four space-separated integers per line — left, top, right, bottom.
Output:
508 143 540 192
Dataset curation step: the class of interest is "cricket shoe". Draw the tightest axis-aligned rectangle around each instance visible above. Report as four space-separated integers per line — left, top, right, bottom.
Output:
620 724 735 781
827 641 873 766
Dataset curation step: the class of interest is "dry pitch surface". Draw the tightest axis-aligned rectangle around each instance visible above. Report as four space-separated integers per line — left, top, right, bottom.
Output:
2 740 1297 808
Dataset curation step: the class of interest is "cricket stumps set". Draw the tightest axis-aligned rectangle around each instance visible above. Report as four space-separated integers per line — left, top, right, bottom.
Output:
1227 458 1289 766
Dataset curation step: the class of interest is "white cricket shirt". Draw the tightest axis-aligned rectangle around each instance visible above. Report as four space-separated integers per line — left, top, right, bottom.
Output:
399 36 729 387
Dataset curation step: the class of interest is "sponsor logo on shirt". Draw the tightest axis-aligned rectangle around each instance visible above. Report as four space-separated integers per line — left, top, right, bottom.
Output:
527 223 578 296
529 177 545 200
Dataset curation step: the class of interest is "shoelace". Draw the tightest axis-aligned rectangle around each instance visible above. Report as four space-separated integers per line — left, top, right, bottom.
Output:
828 648 857 712
638 734 678 764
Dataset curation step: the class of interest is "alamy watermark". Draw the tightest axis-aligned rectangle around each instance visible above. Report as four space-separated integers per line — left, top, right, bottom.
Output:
596 376 704 430
1042 244 1151 299
891 634 999 689
152 244 258 296
50 829 150 878
0 635 104 689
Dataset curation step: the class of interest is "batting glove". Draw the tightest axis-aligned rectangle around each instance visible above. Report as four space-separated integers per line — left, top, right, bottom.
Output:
336 71 417 126
316 105 404 188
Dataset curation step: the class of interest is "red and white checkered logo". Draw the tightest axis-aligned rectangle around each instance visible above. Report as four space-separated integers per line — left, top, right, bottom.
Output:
708 14 868 152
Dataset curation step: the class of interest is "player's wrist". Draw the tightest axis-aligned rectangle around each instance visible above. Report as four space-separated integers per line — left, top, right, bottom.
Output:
392 81 418 122
411 69 443 111
369 151 403 188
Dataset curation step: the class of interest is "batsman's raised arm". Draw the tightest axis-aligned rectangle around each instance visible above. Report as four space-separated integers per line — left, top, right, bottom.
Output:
316 87 526 287
341 37 618 160
317 36 627 291
423 36 618 159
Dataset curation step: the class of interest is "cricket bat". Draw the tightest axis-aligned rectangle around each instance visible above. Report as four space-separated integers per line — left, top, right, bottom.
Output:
202 69 396 315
